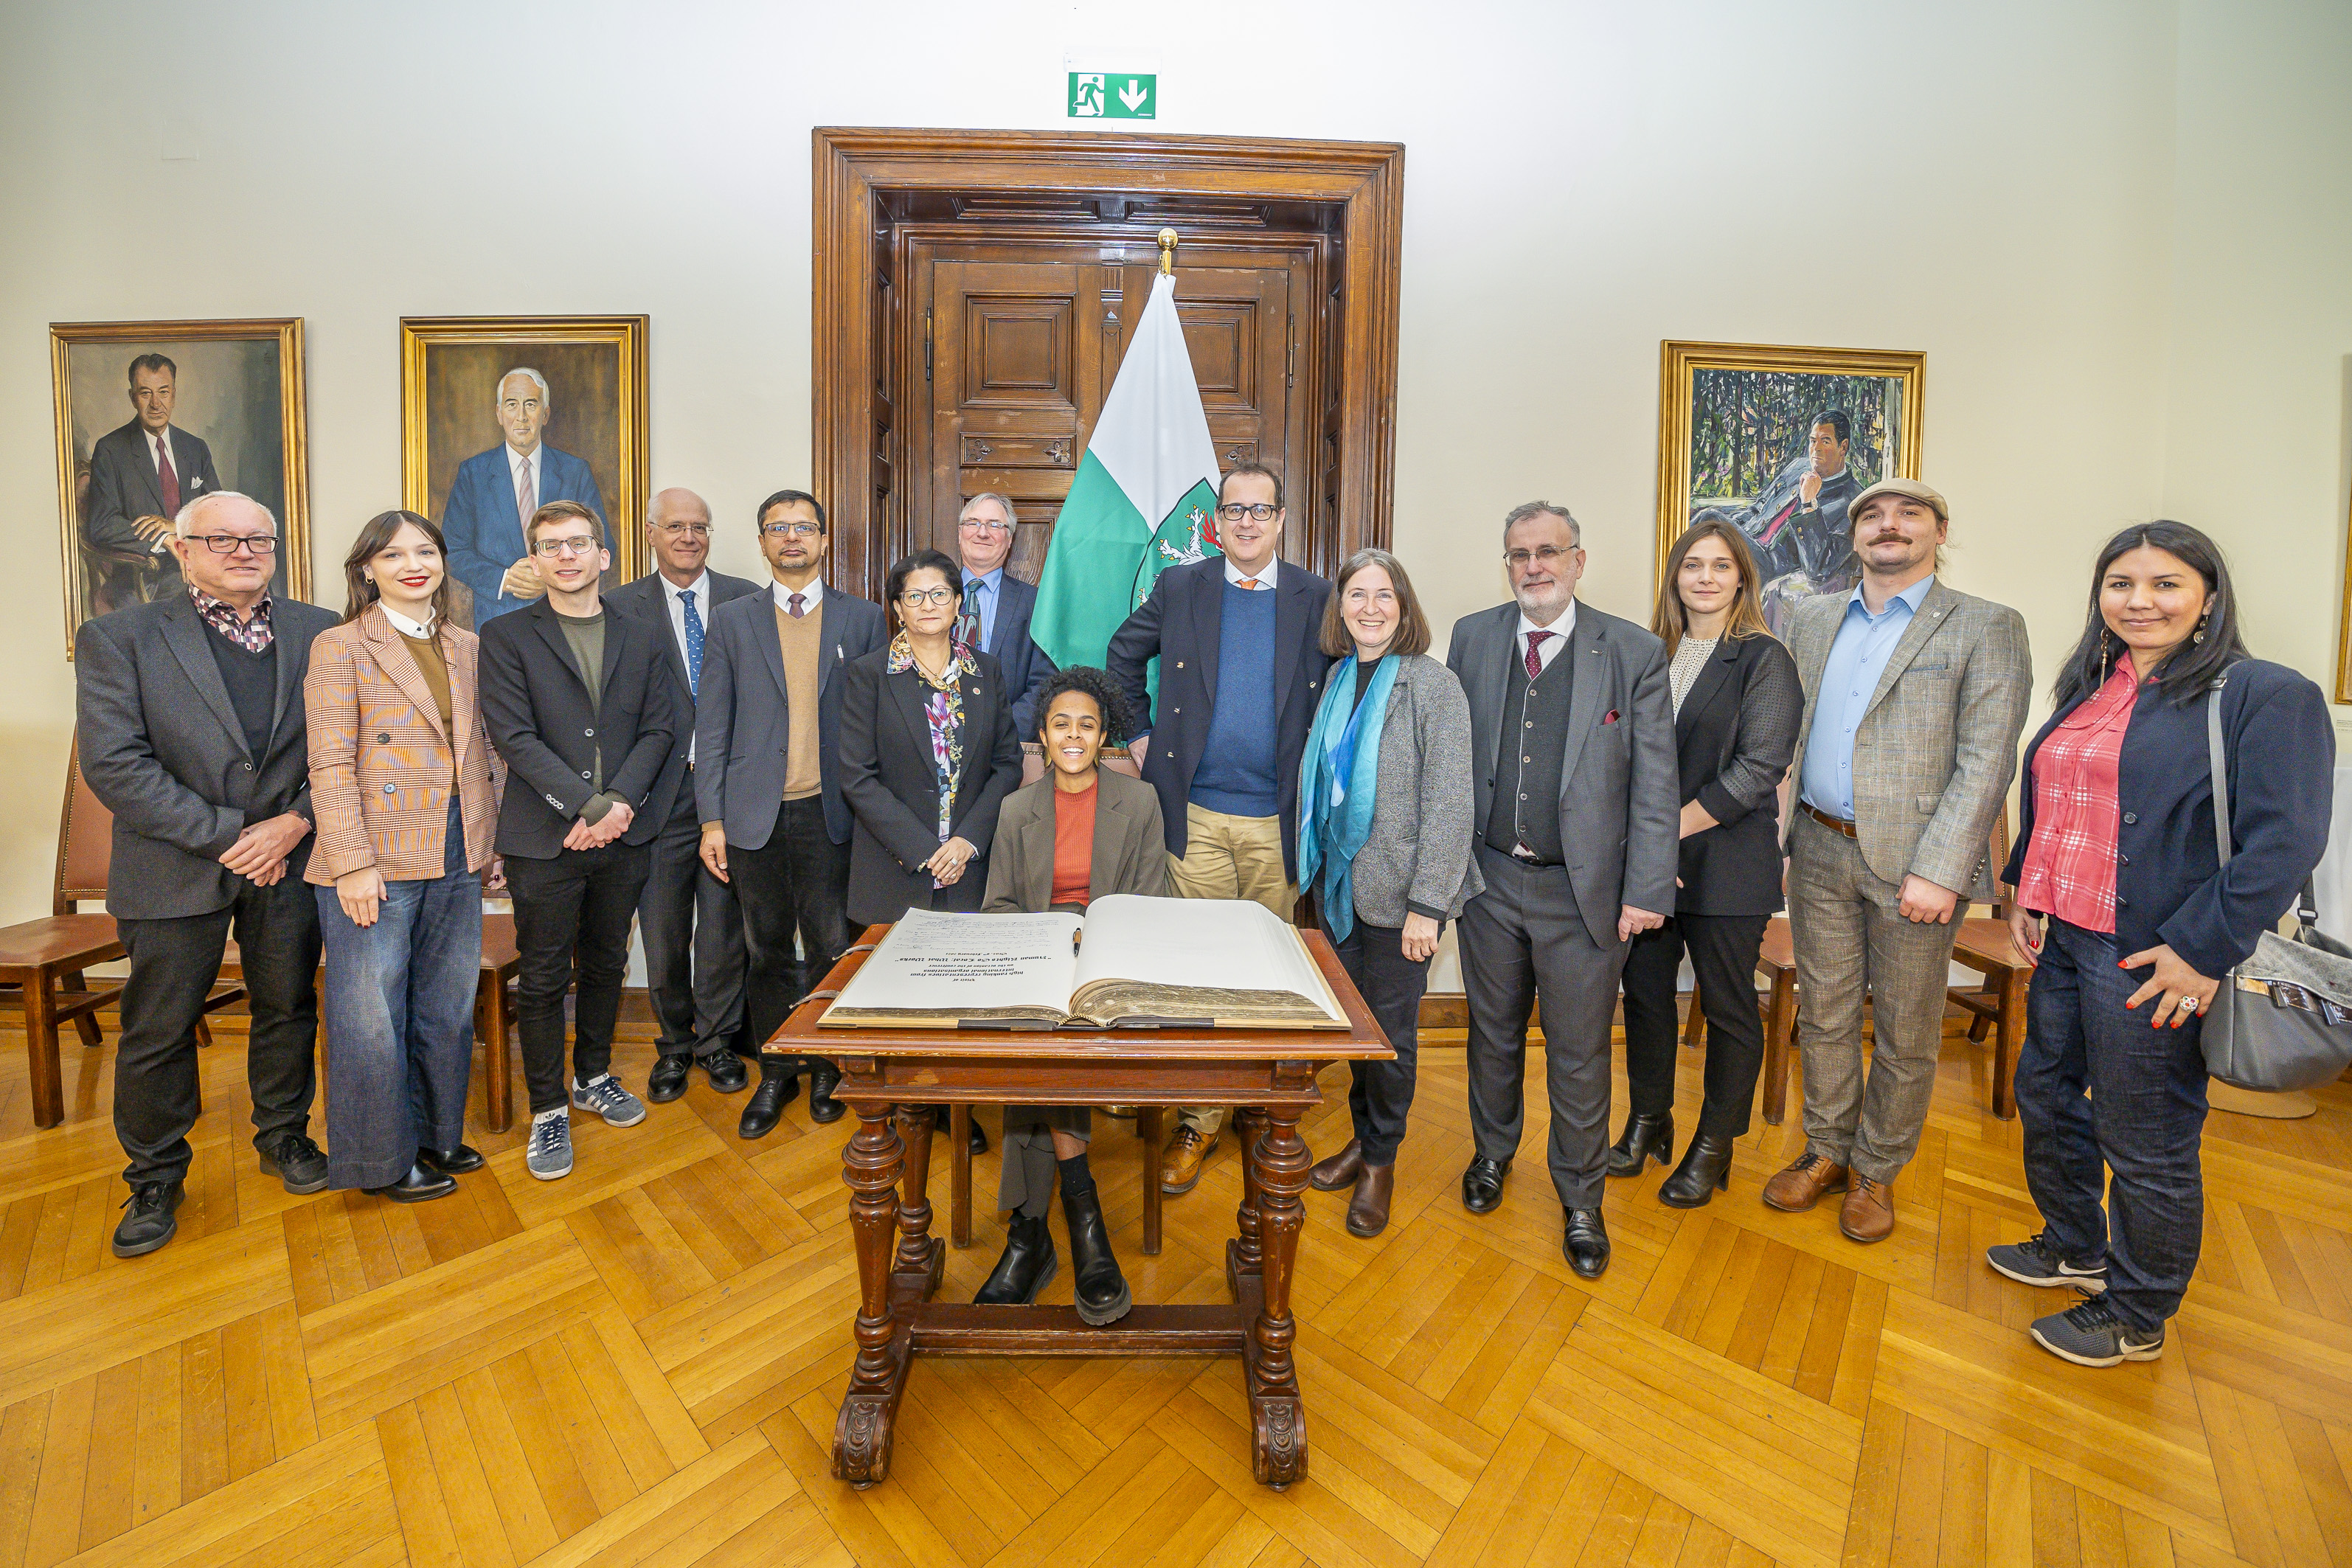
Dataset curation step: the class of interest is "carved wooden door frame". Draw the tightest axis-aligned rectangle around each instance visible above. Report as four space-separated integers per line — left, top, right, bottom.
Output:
812 127 1405 599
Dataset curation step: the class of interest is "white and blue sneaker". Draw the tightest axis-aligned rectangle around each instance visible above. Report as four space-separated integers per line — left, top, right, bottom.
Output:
525 1109 573 1181
571 1073 647 1128
2030 1296 2165 1367
1986 1232 2108 1292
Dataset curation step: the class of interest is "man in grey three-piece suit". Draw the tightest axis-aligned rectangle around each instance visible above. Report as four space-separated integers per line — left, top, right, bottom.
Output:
1763 477 2031 1245
1447 501 1680 1280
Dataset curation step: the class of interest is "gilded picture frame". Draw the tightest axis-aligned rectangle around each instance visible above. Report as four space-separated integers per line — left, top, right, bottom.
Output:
1657 340 1926 635
398 315 649 628
2337 479 2352 704
49 316 311 656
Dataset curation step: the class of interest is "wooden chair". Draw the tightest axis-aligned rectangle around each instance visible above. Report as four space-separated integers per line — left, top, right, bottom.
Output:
1946 806 2027 1120
476 911 521 1133
0 743 130 1127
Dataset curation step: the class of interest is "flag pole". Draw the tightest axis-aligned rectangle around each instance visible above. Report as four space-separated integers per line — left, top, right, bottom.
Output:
1158 227 1178 277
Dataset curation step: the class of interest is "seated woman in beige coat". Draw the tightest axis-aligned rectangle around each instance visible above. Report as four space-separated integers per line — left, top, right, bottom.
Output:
976 666 1167 1322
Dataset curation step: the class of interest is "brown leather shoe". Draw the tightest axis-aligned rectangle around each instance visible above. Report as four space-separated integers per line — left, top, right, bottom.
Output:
1839 1175 1895 1243
1309 1139 1364 1192
1347 1162 1394 1237
1762 1151 1850 1213
1159 1125 1218 1195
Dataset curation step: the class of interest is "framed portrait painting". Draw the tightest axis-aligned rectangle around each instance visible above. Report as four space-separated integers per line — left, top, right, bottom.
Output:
399 315 648 629
1657 341 1925 635
49 317 310 654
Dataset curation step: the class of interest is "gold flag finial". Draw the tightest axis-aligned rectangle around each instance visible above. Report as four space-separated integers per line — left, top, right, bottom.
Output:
1157 228 1179 276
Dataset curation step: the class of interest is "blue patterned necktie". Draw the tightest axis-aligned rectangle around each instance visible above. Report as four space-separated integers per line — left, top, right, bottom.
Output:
957 577 984 651
681 589 704 697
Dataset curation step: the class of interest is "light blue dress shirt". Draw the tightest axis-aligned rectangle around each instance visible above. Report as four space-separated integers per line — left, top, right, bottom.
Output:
965 566 1004 652
1799 575 1936 822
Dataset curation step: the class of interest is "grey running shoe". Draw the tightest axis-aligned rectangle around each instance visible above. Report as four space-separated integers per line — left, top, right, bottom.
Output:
526 1109 574 1181
1987 1232 2108 1292
571 1073 647 1128
2030 1295 2165 1367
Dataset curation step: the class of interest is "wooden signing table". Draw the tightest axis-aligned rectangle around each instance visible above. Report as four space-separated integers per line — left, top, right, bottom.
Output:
771 924 1392 1491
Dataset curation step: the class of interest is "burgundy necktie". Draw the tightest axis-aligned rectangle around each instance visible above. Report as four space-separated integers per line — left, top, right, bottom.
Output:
155 435 181 517
1524 628 1554 679
788 592 806 620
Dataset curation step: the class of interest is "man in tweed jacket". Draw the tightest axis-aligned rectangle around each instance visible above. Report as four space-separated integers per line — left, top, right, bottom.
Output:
1763 478 2031 1243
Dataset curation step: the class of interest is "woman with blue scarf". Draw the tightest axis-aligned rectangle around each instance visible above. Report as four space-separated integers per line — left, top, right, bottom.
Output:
1300 549 1482 1237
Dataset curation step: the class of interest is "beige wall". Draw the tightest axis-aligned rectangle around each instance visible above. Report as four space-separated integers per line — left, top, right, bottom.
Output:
0 0 2345 928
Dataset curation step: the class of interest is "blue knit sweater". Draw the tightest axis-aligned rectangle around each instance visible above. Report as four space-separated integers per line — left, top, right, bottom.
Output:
1189 580 1280 818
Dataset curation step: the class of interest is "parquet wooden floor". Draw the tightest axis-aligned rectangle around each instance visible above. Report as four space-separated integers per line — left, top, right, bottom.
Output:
3 1005 2350 1568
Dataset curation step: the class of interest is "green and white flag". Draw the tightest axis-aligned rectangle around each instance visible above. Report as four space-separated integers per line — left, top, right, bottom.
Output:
1030 269 1221 671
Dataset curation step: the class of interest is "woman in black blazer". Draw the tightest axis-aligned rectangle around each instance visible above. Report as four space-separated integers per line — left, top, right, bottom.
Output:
1991 521 2331 1370
1613 521 1802 1207
839 549 1024 927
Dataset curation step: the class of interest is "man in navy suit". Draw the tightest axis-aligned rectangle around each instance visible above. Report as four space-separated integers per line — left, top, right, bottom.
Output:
83 354 226 598
951 493 1055 734
441 368 606 626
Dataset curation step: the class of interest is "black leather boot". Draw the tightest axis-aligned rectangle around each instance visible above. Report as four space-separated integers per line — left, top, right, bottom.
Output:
973 1214 1058 1304
1606 1111 1673 1177
1657 1132 1737 1209
1062 1183 1132 1326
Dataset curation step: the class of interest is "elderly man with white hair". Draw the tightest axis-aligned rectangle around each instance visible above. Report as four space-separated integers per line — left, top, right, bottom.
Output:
74 491 341 1257
950 492 1058 735
440 366 608 625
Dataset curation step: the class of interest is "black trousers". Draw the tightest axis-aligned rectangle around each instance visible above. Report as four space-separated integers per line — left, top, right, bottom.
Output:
1620 912 1772 1139
1333 919 1434 1166
733 797 851 1075
505 840 653 1114
115 873 321 1187
638 780 752 1061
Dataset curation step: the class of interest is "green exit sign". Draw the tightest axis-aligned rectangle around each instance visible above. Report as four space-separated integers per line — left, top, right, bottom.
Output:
1069 72 1155 119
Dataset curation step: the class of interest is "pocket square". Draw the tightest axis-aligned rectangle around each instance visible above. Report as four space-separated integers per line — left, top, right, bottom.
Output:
190 476 204 491
1603 710 1620 724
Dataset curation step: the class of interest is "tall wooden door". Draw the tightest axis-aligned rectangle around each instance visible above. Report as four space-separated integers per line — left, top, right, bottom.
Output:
901 232 1328 584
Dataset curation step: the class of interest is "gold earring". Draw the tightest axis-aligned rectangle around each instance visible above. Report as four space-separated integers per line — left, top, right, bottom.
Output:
2100 627 2112 667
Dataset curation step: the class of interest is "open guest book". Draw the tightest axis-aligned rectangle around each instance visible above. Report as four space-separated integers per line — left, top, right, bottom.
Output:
820 895 1347 1029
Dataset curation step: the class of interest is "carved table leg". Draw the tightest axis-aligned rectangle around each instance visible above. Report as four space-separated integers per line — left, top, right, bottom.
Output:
1227 1106 1266 1293
833 1106 909 1485
893 1104 946 1298
1246 1106 1311 1488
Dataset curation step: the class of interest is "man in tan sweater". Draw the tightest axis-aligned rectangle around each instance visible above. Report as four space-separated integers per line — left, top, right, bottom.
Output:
691 490 888 1137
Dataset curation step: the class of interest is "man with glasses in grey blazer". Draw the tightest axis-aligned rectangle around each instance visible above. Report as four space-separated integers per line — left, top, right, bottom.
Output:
1764 477 2030 1244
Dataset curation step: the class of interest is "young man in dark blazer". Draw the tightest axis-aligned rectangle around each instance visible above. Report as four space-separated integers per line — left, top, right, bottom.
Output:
479 501 676 1182
1106 462 1333 1195
1446 501 1680 1280
604 487 762 1106
695 489 888 1137
952 493 1057 734
75 492 338 1257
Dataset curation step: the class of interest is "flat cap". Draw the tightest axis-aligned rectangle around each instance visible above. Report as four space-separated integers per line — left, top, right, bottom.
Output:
1847 476 1947 524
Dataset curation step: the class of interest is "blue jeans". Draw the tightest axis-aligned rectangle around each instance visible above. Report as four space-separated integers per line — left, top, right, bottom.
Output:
315 866 482 1189
2015 917 2211 1331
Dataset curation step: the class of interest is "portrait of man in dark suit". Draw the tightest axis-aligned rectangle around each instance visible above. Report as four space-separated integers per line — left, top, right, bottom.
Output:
82 355 222 598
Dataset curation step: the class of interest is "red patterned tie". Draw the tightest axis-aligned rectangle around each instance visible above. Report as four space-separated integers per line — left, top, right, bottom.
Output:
1524 628 1553 679
155 434 181 517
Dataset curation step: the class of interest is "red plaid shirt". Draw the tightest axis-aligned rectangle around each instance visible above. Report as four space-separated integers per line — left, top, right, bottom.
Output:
2016 656 2139 933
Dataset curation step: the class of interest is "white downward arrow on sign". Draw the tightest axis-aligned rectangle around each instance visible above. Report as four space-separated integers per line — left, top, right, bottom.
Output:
1119 80 1148 111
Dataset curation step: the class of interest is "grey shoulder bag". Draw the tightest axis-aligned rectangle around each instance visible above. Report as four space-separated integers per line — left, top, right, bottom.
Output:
2198 676 2352 1092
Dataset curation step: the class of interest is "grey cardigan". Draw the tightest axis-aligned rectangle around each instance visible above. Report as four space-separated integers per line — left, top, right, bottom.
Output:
1309 652 1485 927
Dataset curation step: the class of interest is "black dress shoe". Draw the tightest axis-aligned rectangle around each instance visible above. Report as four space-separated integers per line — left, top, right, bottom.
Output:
740 1069 800 1139
808 1064 846 1124
1462 1156 1511 1214
111 1180 184 1258
973 1214 1058 1304
1657 1132 1736 1209
366 1164 457 1203
260 1133 330 1194
417 1144 485 1176
700 1050 749 1094
1062 1185 1132 1326
1606 1111 1674 1178
646 1054 693 1103
1563 1207 1610 1279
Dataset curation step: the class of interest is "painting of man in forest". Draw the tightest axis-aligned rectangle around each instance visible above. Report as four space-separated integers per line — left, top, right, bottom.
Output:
1682 368 1904 633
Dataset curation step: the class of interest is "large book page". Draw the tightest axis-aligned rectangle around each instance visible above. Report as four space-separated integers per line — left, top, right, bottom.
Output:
823 909 1083 1025
1069 895 1345 1026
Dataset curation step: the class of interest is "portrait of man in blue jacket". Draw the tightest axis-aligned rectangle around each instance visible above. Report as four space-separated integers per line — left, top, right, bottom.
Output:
440 367 606 625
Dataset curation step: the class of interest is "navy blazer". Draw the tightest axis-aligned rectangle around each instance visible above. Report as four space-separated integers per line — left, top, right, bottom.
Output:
1105 557 1333 881
976 569 1058 737
440 443 606 626
2001 656 2333 981
604 567 762 828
